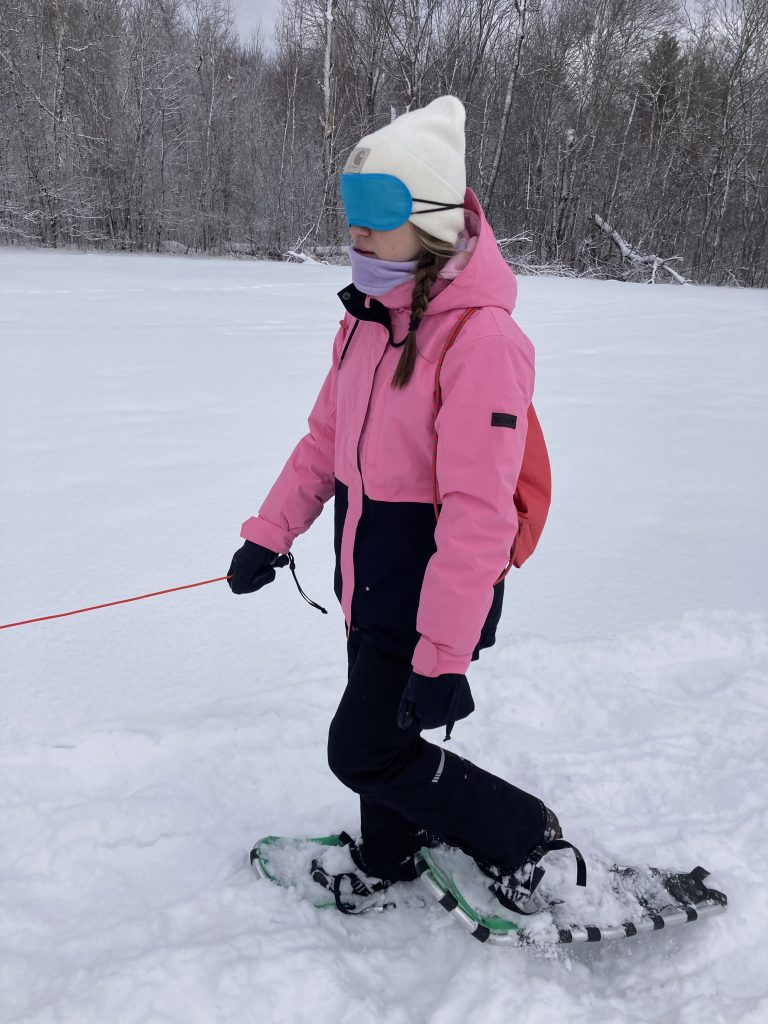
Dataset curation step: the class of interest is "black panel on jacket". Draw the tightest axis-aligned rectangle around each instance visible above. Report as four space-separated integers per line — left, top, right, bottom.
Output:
333 480 348 603
333 479 505 663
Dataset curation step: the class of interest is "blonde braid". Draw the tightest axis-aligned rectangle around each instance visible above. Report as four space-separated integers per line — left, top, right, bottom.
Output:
390 225 460 389
391 254 441 389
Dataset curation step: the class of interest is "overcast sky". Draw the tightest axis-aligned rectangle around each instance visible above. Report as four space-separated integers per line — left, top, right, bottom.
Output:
232 0 282 43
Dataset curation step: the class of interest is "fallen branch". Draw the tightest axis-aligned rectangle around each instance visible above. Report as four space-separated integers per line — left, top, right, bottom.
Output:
594 214 691 284
283 249 329 265
496 233 580 278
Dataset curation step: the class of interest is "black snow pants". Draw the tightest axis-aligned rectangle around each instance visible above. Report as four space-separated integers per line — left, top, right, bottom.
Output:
327 626 547 882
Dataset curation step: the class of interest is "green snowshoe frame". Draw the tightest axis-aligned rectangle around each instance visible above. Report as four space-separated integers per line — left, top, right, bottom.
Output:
251 834 345 909
416 847 524 940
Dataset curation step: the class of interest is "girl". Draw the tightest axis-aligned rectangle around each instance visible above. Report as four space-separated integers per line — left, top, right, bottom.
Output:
229 96 582 915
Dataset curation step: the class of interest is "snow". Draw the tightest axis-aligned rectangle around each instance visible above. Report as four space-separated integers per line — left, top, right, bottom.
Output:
1 247 767 1023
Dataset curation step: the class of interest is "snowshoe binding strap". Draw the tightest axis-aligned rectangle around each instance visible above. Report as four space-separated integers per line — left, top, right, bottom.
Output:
310 833 393 914
310 859 392 914
486 838 588 916
538 838 588 888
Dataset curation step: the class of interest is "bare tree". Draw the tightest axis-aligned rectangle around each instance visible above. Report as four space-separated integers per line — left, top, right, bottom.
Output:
0 0 765 284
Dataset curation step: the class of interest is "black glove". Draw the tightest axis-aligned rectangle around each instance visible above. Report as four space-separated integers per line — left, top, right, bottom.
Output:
227 540 287 594
397 671 475 741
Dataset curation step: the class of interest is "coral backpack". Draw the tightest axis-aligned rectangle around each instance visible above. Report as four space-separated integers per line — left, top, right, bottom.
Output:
431 308 552 582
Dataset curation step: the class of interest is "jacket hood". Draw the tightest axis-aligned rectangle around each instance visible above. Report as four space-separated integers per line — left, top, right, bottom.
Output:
375 188 517 316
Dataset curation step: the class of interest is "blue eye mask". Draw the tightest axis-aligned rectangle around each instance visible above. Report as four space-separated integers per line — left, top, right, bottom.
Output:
340 172 464 231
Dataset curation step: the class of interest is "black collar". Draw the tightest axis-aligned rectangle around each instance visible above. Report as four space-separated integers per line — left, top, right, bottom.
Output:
337 284 395 346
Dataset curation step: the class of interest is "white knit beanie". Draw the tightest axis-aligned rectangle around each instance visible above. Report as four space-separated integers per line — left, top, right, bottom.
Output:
343 95 466 245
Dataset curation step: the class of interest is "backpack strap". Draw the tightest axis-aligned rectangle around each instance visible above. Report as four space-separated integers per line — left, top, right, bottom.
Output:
432 312 551 579
432 307 517 586
431 307 479 518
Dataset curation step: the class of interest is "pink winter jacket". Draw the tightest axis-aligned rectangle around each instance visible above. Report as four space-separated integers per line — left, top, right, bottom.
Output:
241 188 535 677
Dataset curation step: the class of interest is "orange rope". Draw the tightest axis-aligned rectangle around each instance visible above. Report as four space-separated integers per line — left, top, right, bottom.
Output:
0 576 232 630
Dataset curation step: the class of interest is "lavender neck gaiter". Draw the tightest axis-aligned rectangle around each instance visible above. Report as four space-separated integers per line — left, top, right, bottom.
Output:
348 246 418 296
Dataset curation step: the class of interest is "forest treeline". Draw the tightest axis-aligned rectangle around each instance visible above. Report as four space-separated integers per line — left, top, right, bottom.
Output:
1 0 766 285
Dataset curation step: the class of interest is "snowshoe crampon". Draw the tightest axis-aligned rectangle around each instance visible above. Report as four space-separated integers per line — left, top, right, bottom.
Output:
416 844 728 946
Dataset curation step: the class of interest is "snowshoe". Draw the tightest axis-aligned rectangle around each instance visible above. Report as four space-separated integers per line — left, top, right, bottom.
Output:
250 832 422 914
417 842 727 946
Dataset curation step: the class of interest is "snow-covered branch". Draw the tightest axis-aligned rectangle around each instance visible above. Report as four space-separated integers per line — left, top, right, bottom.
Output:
594 215 691 285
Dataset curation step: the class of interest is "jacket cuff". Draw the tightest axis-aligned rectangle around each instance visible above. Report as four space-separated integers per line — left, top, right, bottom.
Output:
240 515 294 554
411 636 472 678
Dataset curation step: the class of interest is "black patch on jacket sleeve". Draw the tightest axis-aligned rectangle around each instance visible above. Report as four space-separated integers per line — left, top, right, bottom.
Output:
491 412 517 429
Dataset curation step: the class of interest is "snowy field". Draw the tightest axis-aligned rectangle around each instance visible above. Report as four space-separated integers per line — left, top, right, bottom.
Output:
1 247 767 1024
